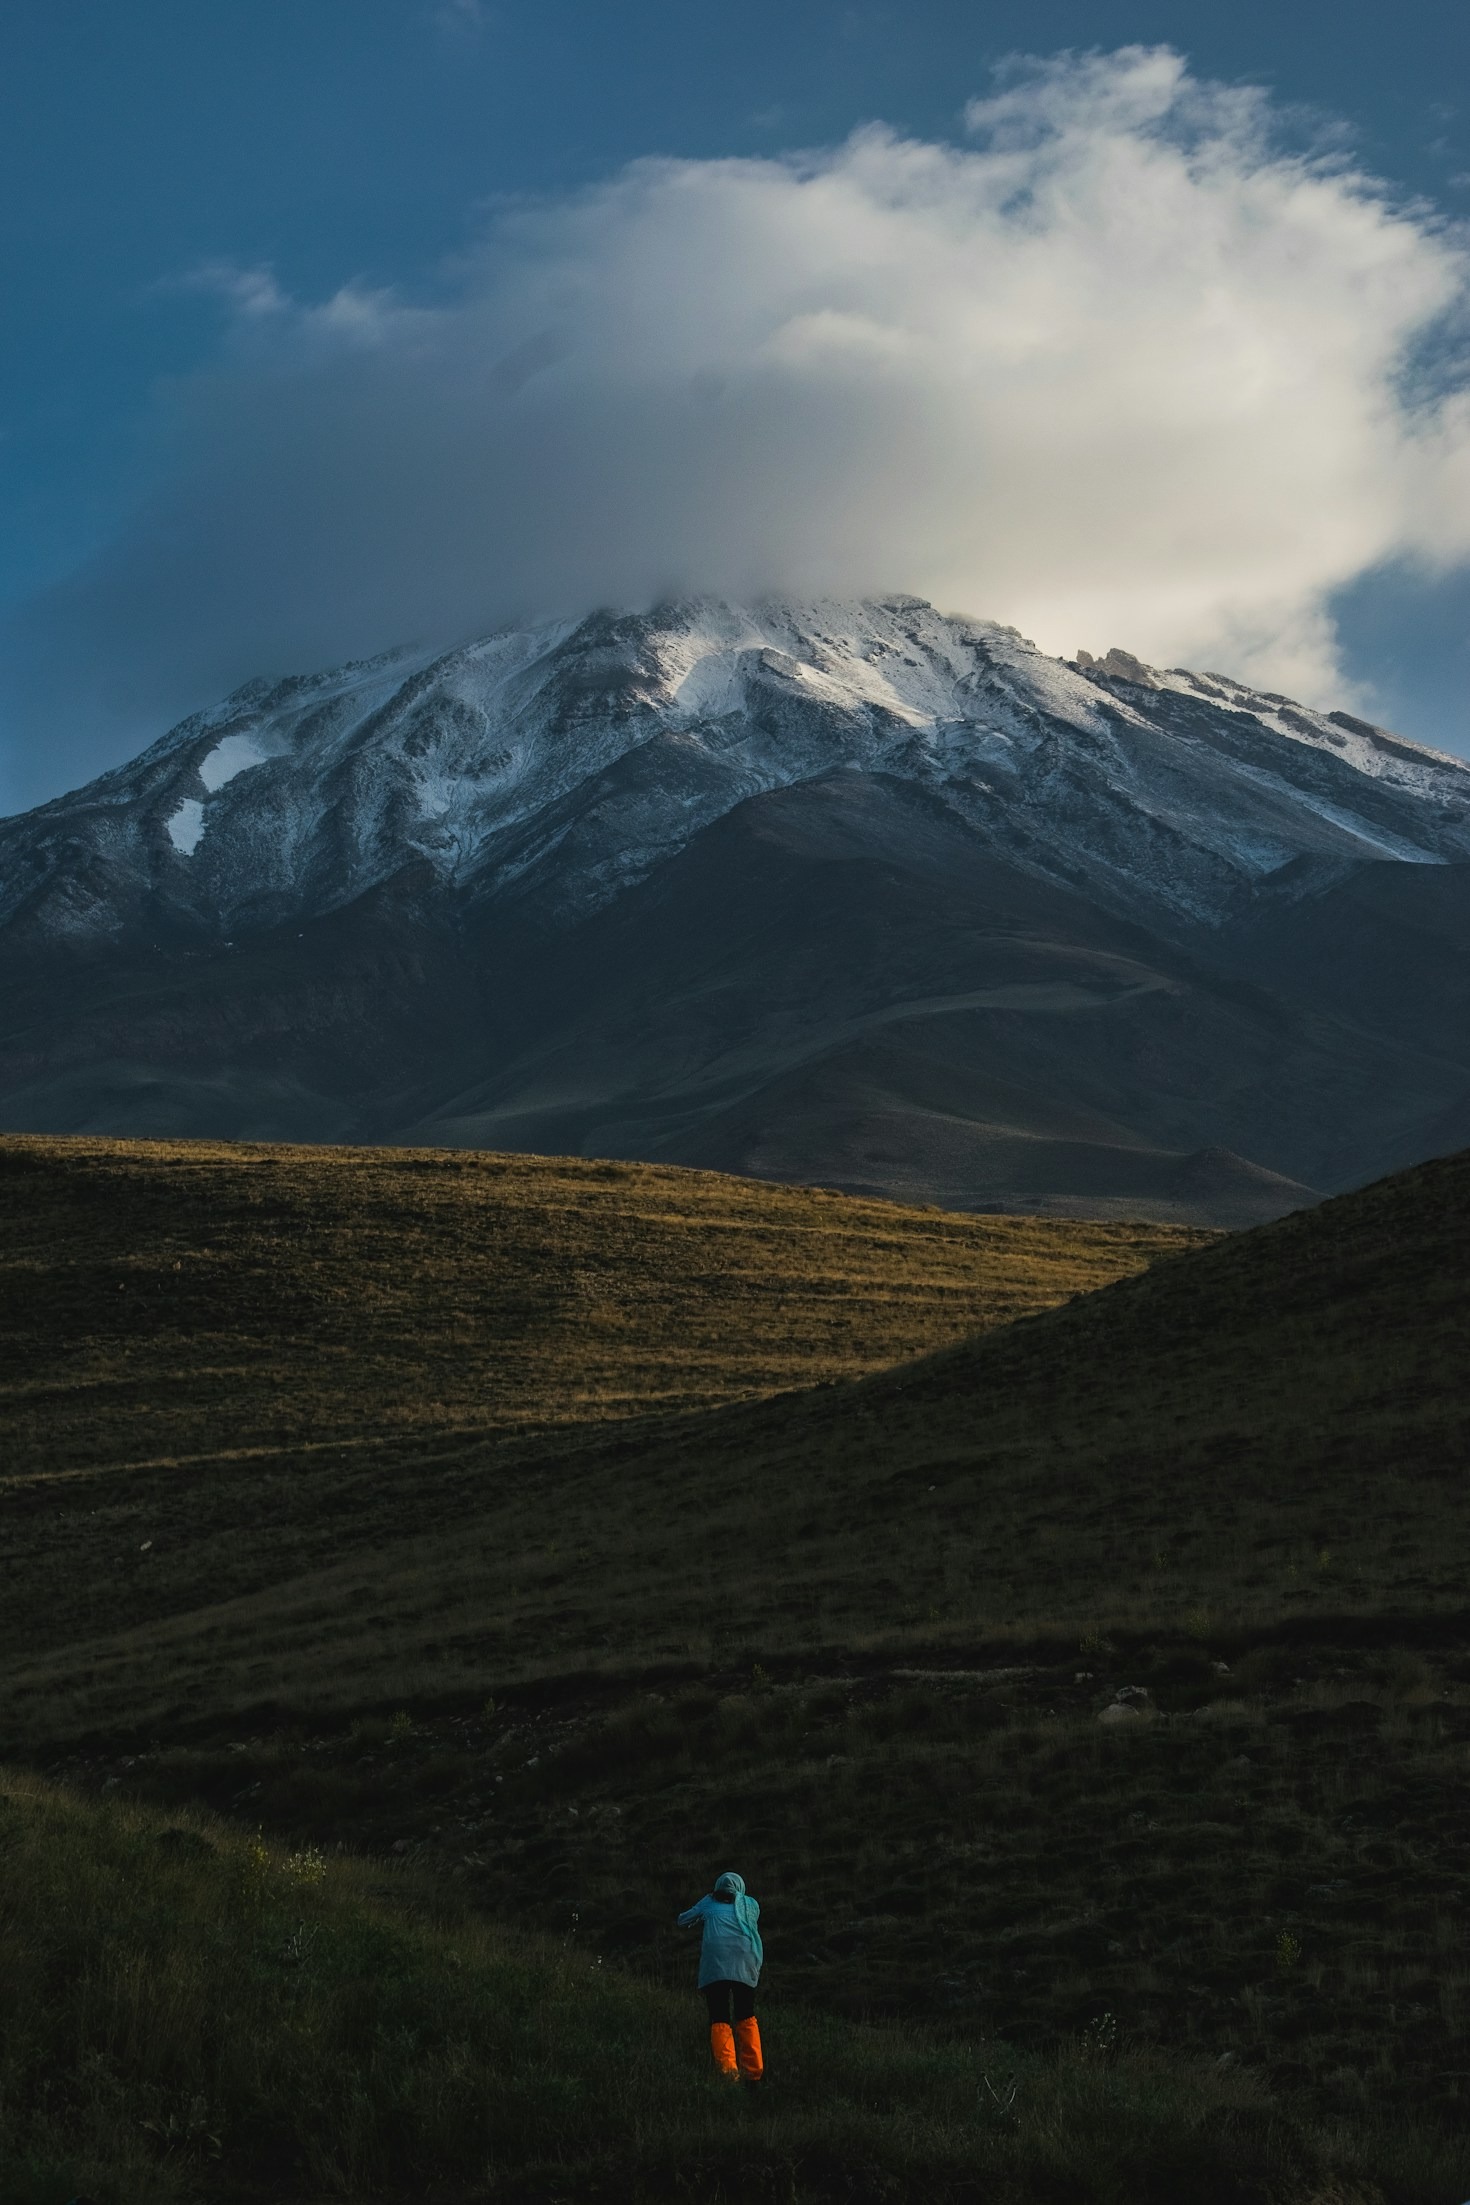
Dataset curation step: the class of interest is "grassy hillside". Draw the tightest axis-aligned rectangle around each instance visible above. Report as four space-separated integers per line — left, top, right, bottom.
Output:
0 1136 1192 1687
1 1134 1191 1475
6 1137 1470 2191
0 1768 1455 2205
9 1142 1463 1747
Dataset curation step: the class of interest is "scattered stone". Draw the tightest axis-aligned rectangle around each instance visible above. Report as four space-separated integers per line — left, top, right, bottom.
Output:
1099 1684 1157 1725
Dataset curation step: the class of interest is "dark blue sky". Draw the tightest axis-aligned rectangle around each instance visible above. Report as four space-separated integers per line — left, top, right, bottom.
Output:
3 0 1468 797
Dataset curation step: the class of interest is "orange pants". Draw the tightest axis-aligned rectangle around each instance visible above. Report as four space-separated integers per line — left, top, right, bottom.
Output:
708 2017 763 2079
704 1982 763 2081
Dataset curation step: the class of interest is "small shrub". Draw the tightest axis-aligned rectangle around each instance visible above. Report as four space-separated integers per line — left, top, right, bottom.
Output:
1276 1930 1303 1974
282 1844 327 1889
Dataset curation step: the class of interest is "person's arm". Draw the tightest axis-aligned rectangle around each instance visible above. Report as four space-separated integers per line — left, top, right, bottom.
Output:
676 1897 709 1928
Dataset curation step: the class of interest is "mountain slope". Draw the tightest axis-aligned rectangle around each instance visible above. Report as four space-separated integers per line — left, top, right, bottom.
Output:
398 772 1409 1221
3 598 1469 1220
4 1139 1466 1751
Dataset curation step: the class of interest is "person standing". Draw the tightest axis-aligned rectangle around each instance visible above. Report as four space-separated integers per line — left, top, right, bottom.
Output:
677 1870 764 2082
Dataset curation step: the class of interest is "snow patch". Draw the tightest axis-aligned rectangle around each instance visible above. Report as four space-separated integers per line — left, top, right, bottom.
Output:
668 646 753 722
167 799 205 855
199 732 270 791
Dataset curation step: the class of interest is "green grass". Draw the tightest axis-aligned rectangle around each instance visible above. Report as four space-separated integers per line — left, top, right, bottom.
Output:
1 1768 1458 2204
69 1635 1470 2148
0 1134 1195 1683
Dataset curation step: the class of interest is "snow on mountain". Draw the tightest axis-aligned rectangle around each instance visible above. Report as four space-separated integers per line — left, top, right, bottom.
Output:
5 597 1468 954
6 596 1470 1227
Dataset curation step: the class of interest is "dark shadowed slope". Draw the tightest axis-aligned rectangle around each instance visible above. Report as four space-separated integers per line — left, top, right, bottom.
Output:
405 773 1358 1224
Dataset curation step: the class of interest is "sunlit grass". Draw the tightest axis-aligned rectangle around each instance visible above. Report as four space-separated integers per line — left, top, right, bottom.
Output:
0 1132 1195 1476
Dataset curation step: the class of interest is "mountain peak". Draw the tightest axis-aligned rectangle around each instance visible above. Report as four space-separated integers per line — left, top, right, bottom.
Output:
2 594 1469 1225
5 594 1463 951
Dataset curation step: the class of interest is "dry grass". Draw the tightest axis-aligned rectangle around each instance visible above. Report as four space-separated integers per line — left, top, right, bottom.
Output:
5 1146 1465 1749
0 1133 1194 1473
0 1133 1197 1685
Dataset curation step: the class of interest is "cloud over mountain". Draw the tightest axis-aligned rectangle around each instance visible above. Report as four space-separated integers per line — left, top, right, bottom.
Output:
6 45 1470 808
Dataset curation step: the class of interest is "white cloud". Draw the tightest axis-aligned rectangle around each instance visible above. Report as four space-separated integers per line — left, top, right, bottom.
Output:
8 46 1470 803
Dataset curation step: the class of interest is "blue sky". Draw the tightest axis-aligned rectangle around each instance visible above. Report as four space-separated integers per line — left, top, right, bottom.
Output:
3 0 1469 809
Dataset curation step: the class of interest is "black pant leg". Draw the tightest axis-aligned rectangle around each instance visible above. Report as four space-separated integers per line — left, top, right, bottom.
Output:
703 1980 757 2024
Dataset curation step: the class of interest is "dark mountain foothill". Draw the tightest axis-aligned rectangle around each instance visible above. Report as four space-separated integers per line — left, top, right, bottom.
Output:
3 596 1468 1224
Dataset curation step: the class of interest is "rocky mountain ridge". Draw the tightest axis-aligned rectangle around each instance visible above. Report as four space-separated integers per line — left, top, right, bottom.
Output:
2 597 1468 1225
7 597 1468 946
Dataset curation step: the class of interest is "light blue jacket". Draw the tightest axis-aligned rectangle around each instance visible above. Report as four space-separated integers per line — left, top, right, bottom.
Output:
677 1871 763 1988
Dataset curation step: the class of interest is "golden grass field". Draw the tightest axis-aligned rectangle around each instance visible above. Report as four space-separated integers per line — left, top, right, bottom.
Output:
1 1133 1200 1469
0 1133 1198 1700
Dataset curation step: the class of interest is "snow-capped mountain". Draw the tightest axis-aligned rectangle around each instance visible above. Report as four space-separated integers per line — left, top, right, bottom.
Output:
3 597 1469 1225
7 597 1468 948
